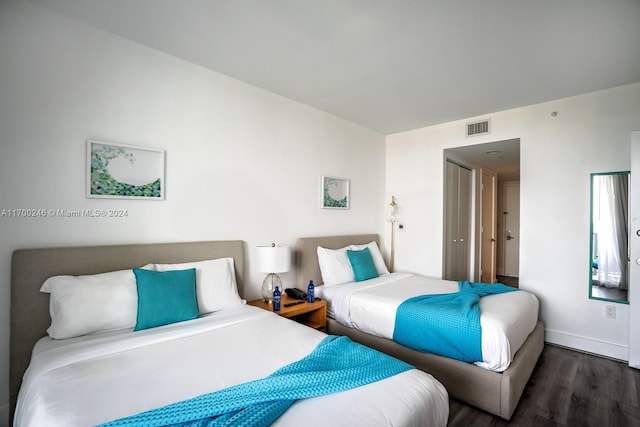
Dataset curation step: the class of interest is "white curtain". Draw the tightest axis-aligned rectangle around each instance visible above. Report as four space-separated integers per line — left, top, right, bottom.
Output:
594 174 628 289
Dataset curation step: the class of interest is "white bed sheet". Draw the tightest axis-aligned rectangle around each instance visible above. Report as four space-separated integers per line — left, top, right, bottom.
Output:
15 305 449 427
317 273 539 372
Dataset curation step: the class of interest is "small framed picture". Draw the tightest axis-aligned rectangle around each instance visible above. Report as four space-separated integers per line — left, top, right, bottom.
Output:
321 176 350 209
86 139 165 200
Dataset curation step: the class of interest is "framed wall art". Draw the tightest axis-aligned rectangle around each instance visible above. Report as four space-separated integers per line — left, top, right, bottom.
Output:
86 139 165 200
321 176 350 209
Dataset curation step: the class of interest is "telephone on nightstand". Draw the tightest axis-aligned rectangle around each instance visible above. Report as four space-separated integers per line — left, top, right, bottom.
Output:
285 288 307 300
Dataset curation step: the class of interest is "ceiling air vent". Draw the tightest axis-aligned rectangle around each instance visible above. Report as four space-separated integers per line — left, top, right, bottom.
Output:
466 119 490 137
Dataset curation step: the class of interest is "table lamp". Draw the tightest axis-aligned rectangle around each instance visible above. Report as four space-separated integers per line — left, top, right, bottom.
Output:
256 243 291 302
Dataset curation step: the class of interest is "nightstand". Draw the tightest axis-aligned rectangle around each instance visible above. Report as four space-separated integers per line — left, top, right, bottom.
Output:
248 295 327 331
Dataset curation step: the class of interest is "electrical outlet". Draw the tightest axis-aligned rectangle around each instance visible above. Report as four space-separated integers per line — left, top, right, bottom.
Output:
605 305 616 319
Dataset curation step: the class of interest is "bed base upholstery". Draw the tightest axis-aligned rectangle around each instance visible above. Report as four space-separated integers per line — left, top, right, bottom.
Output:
329 319 543 420
10 240 244 422
296 234 544 420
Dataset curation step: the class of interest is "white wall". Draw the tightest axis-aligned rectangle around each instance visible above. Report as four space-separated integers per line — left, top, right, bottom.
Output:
386 83 640 361
0 1 386 422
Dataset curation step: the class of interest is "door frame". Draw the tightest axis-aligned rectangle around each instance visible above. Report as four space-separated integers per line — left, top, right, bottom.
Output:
479 168 498 283
443 139 520 283
628 131 640 368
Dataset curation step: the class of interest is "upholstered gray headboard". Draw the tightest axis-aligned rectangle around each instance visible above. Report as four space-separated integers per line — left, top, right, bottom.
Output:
295 234 379 289
9 240 244 420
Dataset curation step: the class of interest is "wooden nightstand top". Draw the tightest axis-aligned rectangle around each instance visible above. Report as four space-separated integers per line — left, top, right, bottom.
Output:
248 295 327 330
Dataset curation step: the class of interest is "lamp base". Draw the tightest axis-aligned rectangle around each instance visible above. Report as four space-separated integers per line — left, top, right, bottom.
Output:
261 273 283 302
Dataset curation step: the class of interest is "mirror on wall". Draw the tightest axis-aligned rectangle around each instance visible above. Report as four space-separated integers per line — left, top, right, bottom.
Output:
589 171 630 303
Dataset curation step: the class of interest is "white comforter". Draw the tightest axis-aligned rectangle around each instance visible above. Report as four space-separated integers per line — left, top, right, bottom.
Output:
317 273 539 372
15 305 448 427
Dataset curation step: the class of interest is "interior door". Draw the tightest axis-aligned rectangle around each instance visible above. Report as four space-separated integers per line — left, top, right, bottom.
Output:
481 169 498 283
444 161 458 280
503 182 520 277
444 160 472 281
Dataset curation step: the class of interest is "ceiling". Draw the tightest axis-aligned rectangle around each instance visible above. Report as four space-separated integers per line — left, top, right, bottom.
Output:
29 0 640 135
446 139 520 178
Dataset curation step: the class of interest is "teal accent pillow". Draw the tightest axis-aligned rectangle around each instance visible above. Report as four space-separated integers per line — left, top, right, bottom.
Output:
347 248 379 282
133 268 199 331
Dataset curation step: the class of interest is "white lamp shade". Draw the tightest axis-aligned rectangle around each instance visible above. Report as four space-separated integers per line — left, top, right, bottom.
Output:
255 245 291 273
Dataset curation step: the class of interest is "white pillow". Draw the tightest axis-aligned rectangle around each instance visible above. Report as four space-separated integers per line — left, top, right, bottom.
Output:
317 246 354 286
40 269 140 339
349 241 389 275
317 241 390 286
152 257 243 314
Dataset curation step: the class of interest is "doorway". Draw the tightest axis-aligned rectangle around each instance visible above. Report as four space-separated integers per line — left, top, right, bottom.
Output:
480 168 498 283
443 139 520 284
497 181 520 285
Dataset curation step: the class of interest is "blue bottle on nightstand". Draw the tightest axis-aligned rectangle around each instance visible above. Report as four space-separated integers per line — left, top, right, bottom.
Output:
307 280 315 303
273 286 281 311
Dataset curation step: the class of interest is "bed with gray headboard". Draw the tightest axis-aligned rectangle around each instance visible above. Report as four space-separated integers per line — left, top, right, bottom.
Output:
10 239 453 426
296 234 544 420
9 240 244 421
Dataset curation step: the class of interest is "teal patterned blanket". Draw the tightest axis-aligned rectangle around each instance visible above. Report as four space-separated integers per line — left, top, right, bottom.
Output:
393 281 518 363
99 335 412 427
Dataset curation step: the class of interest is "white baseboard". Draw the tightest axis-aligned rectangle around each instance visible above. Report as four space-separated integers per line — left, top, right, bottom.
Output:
0 403 9 427
545 328 629 362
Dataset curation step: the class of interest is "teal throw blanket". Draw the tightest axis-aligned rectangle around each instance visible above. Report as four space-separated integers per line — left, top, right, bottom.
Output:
99 335 412 427
393 281 518 363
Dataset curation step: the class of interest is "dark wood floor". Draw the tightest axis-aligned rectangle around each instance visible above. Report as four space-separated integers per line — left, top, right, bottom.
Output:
447 344 640 426
591 284 628 302
496 275 519 288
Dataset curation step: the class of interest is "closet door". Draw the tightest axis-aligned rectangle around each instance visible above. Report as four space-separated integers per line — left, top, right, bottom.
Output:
444 161 459 280
444 160 472 281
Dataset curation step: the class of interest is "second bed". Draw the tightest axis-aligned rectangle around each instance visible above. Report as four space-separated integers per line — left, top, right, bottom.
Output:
296 234 544 420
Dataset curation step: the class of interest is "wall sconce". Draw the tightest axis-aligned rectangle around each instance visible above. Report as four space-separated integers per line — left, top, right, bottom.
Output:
385 196 401 272
255 243 291 302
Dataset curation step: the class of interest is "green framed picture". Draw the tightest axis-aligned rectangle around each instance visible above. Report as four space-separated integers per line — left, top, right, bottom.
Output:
322 176 350 209
86 139 165 200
